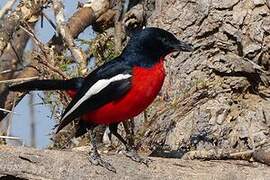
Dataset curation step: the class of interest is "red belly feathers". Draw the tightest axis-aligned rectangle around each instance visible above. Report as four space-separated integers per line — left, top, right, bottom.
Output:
66 60 165 125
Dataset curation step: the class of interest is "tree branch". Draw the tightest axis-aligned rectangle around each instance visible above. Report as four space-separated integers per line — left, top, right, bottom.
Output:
52 0 88 74
0 0 50 57
0 145 270 179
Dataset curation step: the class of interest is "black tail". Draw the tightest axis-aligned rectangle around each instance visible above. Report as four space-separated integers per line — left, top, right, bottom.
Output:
9 77 84 92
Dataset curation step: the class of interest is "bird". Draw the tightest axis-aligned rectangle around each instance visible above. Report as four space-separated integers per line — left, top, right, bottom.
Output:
9 27 192 172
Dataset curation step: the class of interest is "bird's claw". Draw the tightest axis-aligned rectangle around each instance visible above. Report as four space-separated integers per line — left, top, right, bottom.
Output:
89 153 116 173
124 149 152 166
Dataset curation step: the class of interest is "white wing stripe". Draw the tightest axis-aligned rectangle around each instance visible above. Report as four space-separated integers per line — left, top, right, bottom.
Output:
62 73 132 120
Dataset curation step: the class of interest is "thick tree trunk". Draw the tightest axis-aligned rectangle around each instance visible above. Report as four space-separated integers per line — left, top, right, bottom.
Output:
0 145 270 180
134 0 270 161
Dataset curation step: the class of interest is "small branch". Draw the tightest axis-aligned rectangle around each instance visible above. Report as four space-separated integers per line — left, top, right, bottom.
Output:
20 23 68 79
49 0 112 50
0 136 21 140
52 0 87 74
0 76 38 84
229 150 254 158
19 24 48 56
0 108 18 114
0 0 50 57
182 147 270 166
0 67 25 75
39 59 68 79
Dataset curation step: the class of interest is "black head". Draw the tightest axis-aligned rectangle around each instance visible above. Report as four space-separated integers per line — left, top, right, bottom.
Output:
122 27 192 64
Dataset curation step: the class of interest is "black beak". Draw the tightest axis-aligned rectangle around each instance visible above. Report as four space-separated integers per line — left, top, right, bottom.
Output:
174 40 193 52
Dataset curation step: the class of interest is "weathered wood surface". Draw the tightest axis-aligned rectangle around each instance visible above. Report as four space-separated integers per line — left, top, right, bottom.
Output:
0 145 270 180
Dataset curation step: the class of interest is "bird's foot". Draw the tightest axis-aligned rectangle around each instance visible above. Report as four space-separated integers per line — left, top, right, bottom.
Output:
89 152 116 173
123 149 152 166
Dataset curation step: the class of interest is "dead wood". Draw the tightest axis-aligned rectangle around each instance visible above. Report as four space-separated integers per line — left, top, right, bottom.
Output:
131 0 270 164
0 145 270 180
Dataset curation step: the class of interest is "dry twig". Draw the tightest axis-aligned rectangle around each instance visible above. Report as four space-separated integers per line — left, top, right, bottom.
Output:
0 108 17 114
52 0 87 74
0 76 38 84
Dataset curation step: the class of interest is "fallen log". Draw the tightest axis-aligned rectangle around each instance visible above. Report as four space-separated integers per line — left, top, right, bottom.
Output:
0 145 270 179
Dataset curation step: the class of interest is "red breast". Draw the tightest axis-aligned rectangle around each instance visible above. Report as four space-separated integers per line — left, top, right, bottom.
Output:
65 60 165 125
81 60 165 125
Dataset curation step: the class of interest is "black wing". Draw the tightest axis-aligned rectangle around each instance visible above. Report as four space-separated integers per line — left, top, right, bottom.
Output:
56 59 132 133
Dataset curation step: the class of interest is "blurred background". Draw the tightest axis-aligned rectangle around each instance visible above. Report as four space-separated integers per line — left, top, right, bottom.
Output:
0 0 94 148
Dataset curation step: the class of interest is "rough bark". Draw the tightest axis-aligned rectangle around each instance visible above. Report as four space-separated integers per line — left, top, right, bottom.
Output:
1 145 270 180
133 0 270 162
